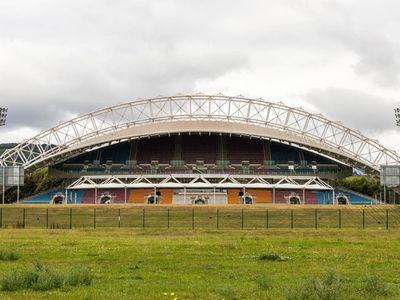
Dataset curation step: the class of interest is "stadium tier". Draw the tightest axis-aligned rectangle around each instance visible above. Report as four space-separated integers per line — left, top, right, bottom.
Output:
49 134 352 179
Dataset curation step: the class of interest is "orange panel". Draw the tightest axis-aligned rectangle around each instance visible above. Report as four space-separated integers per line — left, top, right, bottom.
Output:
159 189 173 204
128 189 153 203
247 189 272 203
227 189 240 204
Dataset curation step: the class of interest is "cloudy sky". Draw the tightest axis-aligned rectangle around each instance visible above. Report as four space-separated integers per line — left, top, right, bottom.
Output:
0 0 400 151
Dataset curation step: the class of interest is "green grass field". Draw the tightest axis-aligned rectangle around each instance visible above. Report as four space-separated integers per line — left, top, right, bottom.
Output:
0 228 400 299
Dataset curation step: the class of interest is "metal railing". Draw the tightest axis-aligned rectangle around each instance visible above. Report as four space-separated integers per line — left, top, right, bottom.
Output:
0 206 398 230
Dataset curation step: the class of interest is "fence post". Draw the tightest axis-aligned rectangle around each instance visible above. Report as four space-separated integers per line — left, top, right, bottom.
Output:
241 209 244 230
69 208 72 229
67 208 70 229
46 208 49 229
192 208 195 230
290 209 294 229
0 207 2 228
265 209 269 229
386 209 389 230
93 208 96 229
315 209 318 229
167 208 170 229
142 208 145 228
22 208 26 228
118 208 121 228
338 209 341 229
216 209 219 230
362 209 365 229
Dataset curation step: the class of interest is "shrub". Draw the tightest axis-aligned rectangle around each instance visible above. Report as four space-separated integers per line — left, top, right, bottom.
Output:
0 262 93 292
0 250 20 261
286 271 342 300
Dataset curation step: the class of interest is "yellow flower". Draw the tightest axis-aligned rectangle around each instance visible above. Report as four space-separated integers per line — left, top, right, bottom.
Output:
170 292 175 296
163 292 168 296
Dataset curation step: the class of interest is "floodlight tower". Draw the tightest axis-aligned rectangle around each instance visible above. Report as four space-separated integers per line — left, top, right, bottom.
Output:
0 107 7 126
1 107 8 203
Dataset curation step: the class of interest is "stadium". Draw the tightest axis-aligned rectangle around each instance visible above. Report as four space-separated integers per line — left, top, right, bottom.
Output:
1 93 398 205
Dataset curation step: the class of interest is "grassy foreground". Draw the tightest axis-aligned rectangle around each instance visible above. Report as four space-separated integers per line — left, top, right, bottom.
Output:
0 229 399 299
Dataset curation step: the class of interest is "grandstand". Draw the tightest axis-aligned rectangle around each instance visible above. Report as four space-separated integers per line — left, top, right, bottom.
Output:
0 94 398 205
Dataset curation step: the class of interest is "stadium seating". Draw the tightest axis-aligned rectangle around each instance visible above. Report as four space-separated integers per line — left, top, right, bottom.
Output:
137 136 174 164
335 189 378 205
49 134 351 178
23 189 63 204
182 135 217 163
99 142 130 163
226 136 264 163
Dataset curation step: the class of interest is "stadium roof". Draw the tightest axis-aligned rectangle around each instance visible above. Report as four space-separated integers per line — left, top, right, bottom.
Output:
0 93 398 173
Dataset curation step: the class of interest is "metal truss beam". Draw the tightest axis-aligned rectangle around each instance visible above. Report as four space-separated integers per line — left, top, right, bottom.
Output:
67 174 333 191
0 93 398 172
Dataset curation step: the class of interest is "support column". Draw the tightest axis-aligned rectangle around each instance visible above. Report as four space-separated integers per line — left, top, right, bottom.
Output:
2 166 4 204
302 189 305 205
213 186 216 204
124 187 127 204
65 188 68 204
384 184 386 204
94 188 97 204
332 189 335 205
16 167 20 204
184 186 186 204
273 188 275 204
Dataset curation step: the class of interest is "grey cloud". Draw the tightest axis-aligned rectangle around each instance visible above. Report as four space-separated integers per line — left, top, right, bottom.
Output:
298 0 400 88
0 1 252 131
304 87 396 134
1 0 400 143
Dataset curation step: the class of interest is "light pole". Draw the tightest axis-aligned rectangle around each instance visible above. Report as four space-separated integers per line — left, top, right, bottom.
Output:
0 108 7 204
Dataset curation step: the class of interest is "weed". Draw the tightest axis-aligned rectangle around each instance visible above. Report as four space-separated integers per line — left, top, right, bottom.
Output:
256 276 271 290
286 271 342 300
0 271 24 291
0 250 20 261
213 284 235 298
359 275 389 297
0 262 93 292
65 267 92 286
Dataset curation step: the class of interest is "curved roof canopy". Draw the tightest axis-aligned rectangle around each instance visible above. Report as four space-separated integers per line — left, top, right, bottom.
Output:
0 93 398 173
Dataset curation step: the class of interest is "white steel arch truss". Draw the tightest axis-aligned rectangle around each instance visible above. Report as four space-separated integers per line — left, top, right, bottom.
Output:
66 174 333 191
0 93 398 173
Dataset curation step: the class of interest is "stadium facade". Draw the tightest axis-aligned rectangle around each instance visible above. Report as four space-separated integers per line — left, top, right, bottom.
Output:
1 94 399 205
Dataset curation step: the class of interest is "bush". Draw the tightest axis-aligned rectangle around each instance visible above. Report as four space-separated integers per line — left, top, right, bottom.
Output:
0 262 93 292
0 250 20 261
286 271 342 300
